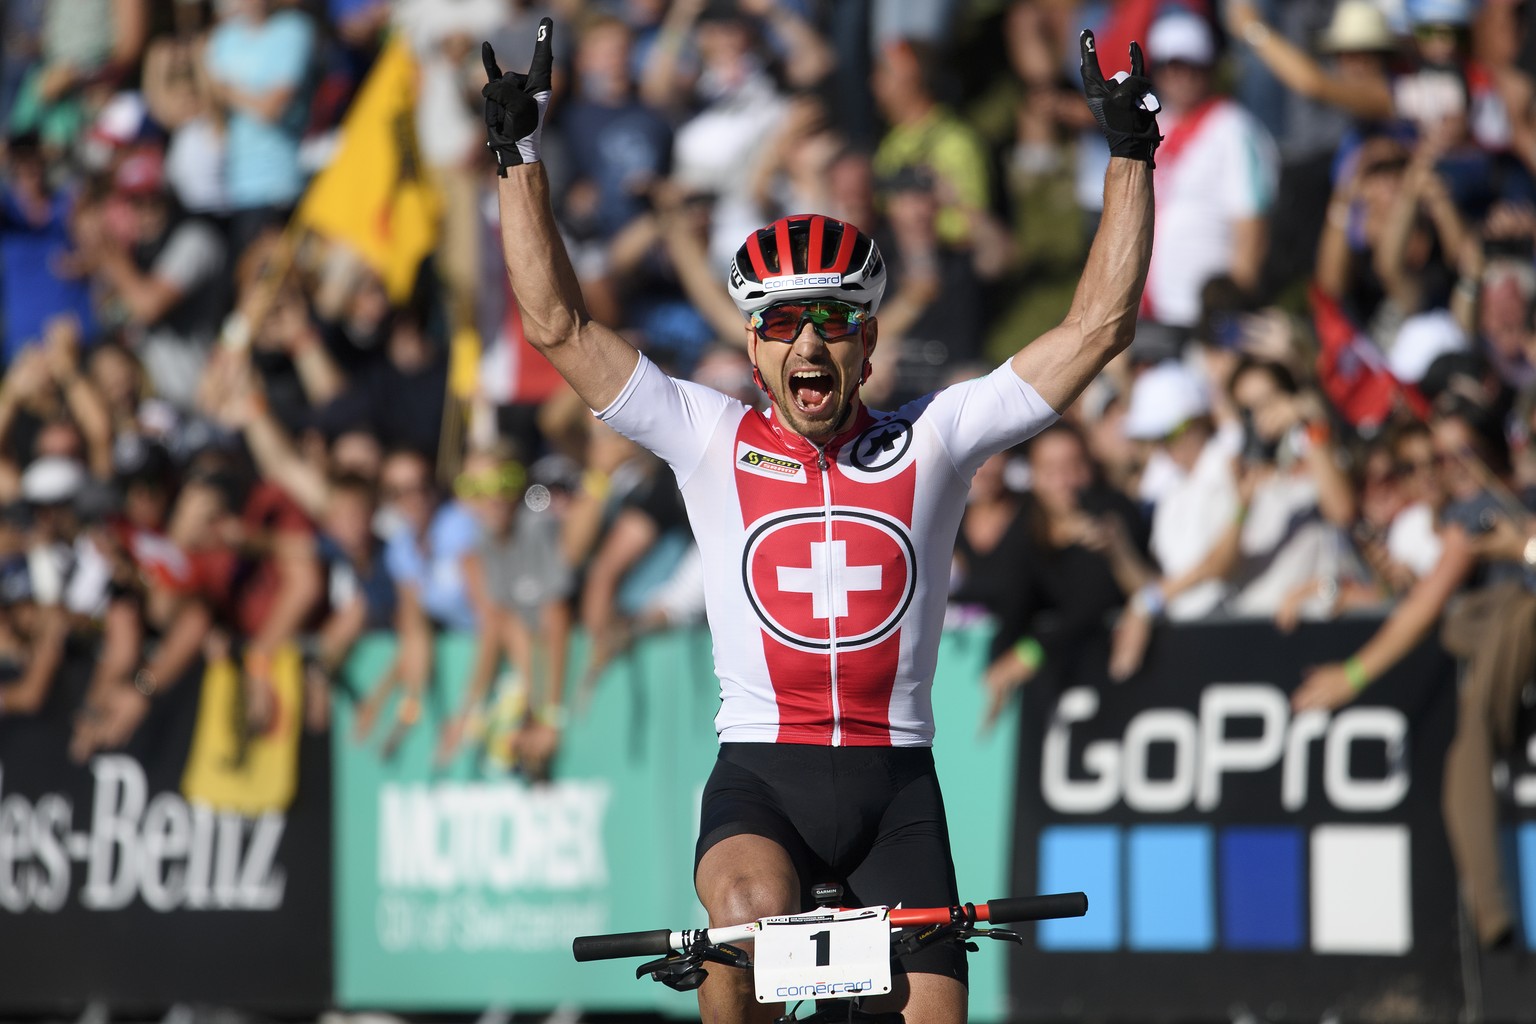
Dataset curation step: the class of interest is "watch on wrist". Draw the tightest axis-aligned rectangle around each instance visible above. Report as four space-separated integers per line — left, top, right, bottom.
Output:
1243 21 1272 47
1132 583 1166 618
1522 534 1536 568
133 668 159 697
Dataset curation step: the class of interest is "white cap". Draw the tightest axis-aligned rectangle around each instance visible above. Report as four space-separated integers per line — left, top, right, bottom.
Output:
20 457 87 506
92 91 148 145
1387 309 1468 383
1124 361 1212 440
1319 1 1398 53
1149 11 1217 66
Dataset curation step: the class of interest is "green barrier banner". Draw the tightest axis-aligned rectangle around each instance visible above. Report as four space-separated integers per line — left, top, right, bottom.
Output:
334 627 1016 1018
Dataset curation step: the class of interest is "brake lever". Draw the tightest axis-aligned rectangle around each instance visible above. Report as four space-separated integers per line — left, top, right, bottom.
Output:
635 954 707 991
635 941 751 992
894 923 1025 959
968 926 1024 945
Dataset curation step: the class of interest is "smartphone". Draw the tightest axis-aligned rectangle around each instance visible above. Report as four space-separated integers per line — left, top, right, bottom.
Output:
1239 409 1279 464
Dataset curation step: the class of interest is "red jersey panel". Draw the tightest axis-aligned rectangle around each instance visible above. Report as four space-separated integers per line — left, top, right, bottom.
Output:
598 356 1057 746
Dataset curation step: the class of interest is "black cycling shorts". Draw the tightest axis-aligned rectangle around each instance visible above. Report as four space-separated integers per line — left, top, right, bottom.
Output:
695 742 966 986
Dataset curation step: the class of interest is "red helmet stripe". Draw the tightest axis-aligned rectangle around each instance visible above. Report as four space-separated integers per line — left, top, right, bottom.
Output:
745 230 771 280
807 216 826 273
775 217 794 275
828 219 857 274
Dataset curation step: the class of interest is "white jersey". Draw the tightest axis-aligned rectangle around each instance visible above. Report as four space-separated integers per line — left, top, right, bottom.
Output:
598 355 1058 746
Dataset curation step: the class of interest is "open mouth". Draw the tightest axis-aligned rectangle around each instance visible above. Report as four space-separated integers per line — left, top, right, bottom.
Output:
788 368 837 416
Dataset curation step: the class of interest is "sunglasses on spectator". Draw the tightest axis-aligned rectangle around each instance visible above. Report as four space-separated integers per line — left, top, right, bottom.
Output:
1413 23 1459 39
750 300 869 344
453 464 526 500
1394 452 1455 477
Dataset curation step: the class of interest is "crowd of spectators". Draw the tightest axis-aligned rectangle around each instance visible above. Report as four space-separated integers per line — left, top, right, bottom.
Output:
5 0 1536 923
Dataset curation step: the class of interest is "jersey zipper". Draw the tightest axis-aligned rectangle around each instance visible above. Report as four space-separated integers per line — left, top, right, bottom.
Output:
812 440 842 746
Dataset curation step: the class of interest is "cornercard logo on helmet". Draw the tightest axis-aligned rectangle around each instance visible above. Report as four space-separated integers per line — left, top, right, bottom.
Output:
763 273 843 293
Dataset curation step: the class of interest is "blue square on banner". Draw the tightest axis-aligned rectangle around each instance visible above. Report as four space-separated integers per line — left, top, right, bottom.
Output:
1129 825 1213 951
1520 824 1536 951
1220 826 1303 950
1038 825 1120 950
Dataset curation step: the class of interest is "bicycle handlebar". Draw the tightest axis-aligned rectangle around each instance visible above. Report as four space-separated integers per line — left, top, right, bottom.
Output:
572 928 676 962
979 891 1089 925
571 892 1088 963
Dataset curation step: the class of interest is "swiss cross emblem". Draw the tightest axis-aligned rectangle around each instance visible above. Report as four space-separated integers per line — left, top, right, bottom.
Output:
742 508 916 652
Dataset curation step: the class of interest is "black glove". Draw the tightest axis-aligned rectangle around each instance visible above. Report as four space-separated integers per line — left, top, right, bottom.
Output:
482 19 554 175
1080 29 1162 166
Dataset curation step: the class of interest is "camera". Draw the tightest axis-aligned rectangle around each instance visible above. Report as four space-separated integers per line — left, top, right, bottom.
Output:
1239 409 1280 464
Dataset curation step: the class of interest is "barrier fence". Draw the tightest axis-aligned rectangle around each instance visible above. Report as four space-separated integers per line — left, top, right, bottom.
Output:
0 650 332 1016
2 623 1533 1021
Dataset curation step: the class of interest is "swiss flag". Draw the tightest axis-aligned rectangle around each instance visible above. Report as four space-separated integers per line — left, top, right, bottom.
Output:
1310 284 1429 430
498 282 564 406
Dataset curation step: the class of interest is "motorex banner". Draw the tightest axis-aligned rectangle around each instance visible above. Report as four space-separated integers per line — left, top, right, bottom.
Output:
332 628 1019 1017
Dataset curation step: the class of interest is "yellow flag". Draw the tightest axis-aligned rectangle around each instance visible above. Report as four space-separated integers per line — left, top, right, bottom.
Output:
181 646 304 815
296 37 441 302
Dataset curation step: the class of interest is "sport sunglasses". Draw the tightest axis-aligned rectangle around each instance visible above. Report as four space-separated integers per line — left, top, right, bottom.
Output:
749 300 869 343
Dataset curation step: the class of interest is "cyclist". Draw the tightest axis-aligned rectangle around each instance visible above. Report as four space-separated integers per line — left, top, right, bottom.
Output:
482 21 1160 1024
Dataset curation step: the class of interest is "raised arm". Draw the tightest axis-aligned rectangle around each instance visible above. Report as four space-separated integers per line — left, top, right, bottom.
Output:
483 23 640 412
1225 1 1393 121
1011 32 1158 412
1293 525 1477 712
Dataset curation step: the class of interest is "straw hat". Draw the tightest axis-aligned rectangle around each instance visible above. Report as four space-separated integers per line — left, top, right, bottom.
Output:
1319 1 1398 52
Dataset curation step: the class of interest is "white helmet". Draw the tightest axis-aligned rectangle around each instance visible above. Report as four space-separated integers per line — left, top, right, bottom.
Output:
726 214 888 315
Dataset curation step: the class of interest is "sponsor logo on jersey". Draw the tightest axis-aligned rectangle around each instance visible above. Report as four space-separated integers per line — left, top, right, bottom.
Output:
763 272 843 293
848 418 913 473
742 507 916 652
737 444 807 483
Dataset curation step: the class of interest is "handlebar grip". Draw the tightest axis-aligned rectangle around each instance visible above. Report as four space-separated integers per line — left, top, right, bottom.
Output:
984 892 1088 923
572 929 675 962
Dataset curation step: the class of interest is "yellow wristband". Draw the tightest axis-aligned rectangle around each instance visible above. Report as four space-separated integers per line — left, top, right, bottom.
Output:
1013 637 1045 673
582 470 611 500
1343 656 1370 693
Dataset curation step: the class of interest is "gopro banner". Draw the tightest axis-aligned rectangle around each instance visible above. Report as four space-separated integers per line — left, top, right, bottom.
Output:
0 654 331 1014
1006 618 1513 1022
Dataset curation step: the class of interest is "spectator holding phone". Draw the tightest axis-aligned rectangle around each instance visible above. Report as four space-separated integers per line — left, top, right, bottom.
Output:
1455 200 1536 392
1223 357 1358 618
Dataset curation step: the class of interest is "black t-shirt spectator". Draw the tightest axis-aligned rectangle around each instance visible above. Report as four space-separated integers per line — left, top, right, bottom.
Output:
954 484 1150 673
321 354 447 456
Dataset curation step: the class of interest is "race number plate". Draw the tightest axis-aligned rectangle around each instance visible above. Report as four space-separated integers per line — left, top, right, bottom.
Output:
753 907 892 1004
